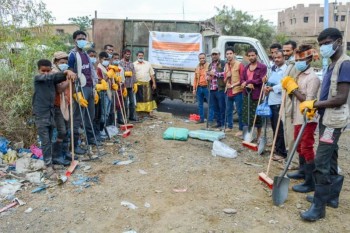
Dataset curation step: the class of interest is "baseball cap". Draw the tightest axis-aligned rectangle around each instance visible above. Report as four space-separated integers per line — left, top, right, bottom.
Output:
211 48 220 54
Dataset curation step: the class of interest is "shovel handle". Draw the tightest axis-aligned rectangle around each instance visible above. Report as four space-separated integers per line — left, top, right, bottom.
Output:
69 81 74 162
276 110 308 186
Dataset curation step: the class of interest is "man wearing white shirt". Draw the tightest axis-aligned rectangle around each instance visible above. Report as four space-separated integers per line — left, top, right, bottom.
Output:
133 51 157 116
265 49 288 161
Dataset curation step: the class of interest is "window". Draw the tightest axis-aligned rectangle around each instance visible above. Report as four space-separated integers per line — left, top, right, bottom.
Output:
293 18 296 24
56 29 64 34
341 15 346 21
319 16 324 22
290 19 293 24
335 15 339 21
283 21 285 26
304 16 309 23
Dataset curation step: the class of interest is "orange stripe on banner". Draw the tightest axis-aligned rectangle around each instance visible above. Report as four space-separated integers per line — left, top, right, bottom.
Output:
152 41 200 52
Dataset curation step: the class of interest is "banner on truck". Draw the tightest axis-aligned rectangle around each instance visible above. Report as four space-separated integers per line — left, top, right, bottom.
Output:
149 31 202 69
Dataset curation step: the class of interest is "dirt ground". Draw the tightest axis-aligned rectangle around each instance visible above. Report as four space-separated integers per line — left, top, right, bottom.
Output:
0 111 349 233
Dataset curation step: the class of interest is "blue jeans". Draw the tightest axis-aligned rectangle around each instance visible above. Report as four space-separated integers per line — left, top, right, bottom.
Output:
209 90 226 126
226 92 243 130
196 86 209 121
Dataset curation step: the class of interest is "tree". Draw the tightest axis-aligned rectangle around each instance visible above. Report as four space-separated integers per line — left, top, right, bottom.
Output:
68 16 92 31
0 0 68 144
214 5 276 49
274 33 290 45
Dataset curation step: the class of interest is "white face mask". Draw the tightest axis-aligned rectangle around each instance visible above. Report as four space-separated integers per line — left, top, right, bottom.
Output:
102 60 110 67
137 58 144 63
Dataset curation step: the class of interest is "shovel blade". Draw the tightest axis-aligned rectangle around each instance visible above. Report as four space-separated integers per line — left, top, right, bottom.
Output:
272 176 290 206
258 137 267 155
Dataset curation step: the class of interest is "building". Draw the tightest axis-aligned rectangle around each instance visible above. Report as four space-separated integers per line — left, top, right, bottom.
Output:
278 2 350 50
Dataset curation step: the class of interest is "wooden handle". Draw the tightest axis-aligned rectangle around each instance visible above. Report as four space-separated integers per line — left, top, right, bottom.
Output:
265 91 286 176
69 81 74 162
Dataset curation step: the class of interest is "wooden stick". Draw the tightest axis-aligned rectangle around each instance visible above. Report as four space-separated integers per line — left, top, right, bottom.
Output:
69 81 74 162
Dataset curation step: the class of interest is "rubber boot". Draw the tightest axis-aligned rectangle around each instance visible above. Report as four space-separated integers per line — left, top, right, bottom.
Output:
117 110 124 124
52 142 71 166
74 135 86 155
300 184 331 221
64 140 79 161
287 156 305 180
306 175 344 208
129 107 138 121
292 163 315 193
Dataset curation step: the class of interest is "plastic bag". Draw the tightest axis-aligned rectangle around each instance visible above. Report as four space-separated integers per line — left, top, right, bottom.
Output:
256 97 272 117
163 127 189 141
211 141 237 158
0 137 9 154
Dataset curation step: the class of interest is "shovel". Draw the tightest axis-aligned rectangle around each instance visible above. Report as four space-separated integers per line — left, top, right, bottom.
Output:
258 117 267 155
242 87 252 141
272 110 308 206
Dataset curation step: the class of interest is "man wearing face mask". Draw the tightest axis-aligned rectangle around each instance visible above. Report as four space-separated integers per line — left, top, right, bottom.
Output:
133 51 157 116
104 44 114 59
282 45 320 194
298 28 350 222
120 49 137 121
51 51 72 166
68 30 99 154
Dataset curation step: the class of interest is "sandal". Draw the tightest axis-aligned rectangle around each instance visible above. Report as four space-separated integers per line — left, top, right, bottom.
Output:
272 154 285 162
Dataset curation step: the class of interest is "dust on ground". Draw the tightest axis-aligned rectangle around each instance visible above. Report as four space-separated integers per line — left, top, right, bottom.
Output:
1 111 349 233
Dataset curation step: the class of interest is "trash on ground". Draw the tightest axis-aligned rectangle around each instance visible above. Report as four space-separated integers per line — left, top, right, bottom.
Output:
212 141 237 159
30 145 43 159
223 208 237 214
112 160 133 165
16 157 45 174
24 207 33 213
0 137 9 154
144 202 151 208
121 201 138 209
173 188 187 193
163 127 189 141
71 175 99 188
0 179 22 197
189 130 225 142
0 198 25 213
25 172 42 184
138 169 147 175
2 150 17 164
31 185 48 193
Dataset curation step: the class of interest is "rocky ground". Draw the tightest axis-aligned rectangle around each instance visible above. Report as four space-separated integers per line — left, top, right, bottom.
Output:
0 107 349 233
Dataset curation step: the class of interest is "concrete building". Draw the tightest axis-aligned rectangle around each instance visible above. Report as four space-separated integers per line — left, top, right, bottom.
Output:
278 2 350 50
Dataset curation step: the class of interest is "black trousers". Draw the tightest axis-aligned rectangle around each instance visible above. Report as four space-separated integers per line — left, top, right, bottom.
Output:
270 104 287 157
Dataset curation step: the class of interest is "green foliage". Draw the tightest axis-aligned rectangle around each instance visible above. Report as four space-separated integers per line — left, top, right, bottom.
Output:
274 33 290 45
68 16 92 31
214 5 276 49
0 0 68 144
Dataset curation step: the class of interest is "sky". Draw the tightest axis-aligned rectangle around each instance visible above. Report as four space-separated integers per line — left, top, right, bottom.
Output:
41 0 350 26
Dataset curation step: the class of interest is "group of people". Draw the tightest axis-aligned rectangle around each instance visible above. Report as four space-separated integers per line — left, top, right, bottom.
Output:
32 30 158 179
193 27 350 222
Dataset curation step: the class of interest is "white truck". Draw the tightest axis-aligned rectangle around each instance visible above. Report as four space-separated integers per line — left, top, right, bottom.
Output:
92 19 270 104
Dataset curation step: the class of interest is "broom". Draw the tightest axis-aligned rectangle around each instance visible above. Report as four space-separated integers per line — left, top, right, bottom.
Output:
65 80 78 177
115 84 131 138
242 82 265 151
258 91 286 189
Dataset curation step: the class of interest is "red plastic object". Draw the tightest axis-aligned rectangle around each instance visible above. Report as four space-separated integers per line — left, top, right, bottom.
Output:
189 114 200 122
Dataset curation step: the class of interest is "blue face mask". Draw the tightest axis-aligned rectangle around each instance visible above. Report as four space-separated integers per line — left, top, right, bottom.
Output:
112 60 120 65
108 53 113 59
76 40 87 49
295 60 308 71
90 57 97 64
102 60 110 67
58 63 69 71
320 41 337 58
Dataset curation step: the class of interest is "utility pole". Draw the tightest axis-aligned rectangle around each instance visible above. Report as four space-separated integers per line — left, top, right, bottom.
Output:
333 0 338 27
323 0 329 70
